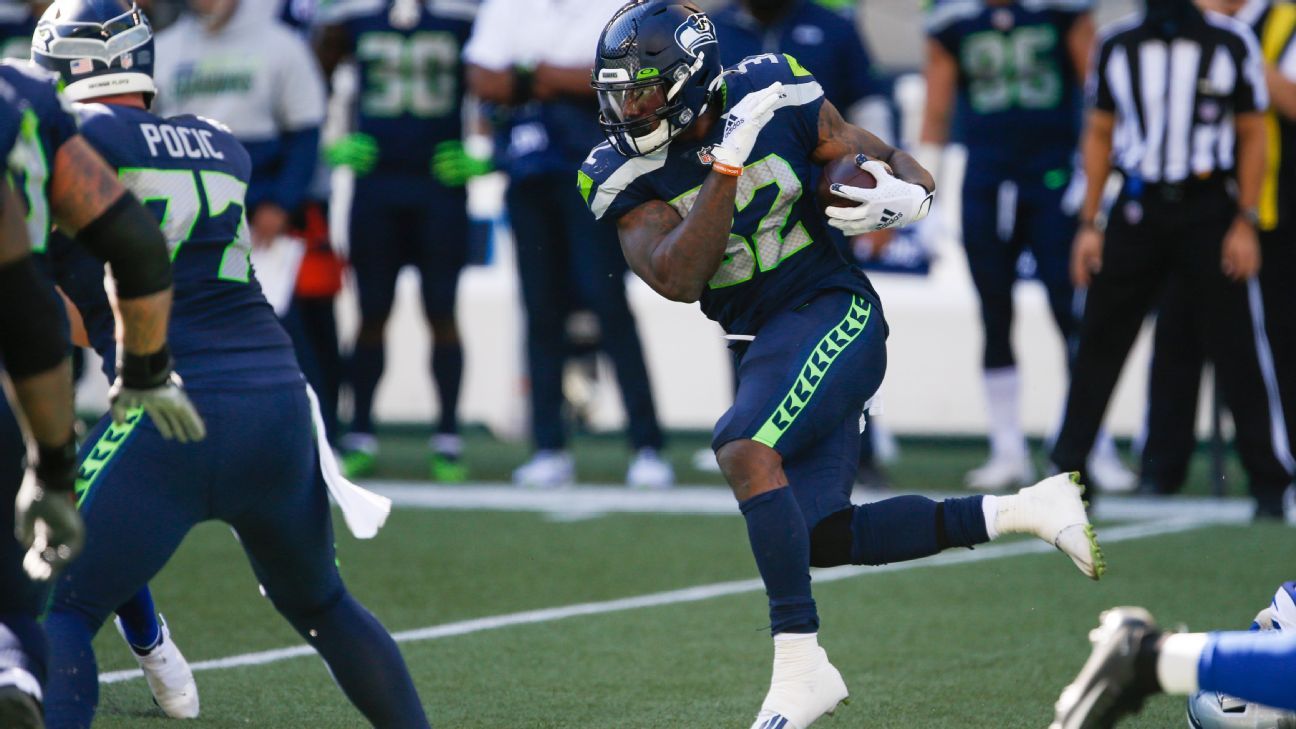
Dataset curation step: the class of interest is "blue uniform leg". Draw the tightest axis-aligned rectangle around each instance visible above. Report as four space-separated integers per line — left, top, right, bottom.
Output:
220 386 428 728
560 184 664 451
1198 631 1296 710
45 410 204 729
962 173 1021 372
1020 178 1077 345
348 179 408 437
416 190 468 438
0 394 49 702
113 587 160 651
508 176 573 451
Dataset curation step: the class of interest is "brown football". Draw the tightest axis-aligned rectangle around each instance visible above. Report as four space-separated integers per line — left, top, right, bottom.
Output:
817 154 877 212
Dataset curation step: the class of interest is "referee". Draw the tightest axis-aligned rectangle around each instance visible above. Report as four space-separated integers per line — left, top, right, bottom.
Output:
1051 0 1294 518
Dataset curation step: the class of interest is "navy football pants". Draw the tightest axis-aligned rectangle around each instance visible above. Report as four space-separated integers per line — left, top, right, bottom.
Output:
43 384 427 728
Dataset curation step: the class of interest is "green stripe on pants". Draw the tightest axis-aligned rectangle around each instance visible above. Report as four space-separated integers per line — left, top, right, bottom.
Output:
751 296 872 448
75 407 144 507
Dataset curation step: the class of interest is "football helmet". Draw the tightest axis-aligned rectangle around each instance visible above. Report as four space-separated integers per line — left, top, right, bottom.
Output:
31 0 155 103
592 1 723 157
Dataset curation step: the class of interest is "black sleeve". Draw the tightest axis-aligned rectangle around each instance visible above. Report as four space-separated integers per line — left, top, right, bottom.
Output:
0 255 69 379
74 193 173 299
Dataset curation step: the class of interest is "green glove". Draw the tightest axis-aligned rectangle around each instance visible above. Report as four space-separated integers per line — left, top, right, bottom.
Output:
433 140 493 187
325 133 379 175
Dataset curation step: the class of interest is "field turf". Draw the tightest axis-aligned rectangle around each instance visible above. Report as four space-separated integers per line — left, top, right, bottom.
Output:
83 431 1288 728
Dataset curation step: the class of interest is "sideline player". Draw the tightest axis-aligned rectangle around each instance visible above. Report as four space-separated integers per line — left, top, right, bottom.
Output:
31 2 430 726
921 0 1136 493
580 3 1104 727
315 0 475 481
1052 584 1296 728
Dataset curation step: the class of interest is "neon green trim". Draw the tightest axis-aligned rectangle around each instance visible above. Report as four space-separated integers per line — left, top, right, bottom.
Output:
751 296 872 448
636 67 660 79
783 54 812 78
577 170 595 206
75 408 144 507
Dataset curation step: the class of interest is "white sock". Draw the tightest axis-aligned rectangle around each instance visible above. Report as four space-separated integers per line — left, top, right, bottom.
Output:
772 632 822 676
984 368 1027 459
1156 633 1209 695
981 495 1000 540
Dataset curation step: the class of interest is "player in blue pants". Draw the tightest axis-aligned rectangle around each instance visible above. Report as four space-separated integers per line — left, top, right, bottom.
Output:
1053 583 1296 728
32 2 429 726
315 0 475 481
581 4 1104 727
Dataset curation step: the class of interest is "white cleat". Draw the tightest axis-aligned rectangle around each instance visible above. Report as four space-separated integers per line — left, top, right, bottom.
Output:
993 473 1106 580
965 452 1036 492
1087 449 1137 494
749 633 849 729
626 448 674 489
116 615 199 719
512 450 575 489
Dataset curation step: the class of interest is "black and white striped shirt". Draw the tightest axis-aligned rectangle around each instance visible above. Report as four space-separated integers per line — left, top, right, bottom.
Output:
1088 10 1269 183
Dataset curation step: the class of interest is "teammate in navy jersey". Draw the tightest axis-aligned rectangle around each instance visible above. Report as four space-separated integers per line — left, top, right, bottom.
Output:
0 2 41 59
921 0 1135 493
315 0 475 481
0 53 202 726
30 2 430 726
581 4 1103 727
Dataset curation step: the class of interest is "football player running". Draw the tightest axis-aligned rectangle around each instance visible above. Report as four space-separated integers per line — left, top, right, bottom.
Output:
0 42 203 728
30 2 429 727
1053 583 1296 728
579 3 1105 727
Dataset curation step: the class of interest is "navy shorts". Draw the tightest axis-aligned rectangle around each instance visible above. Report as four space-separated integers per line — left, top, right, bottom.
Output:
349 175 469 321
713 289 887 527
0 393 42 616
51 382 343 630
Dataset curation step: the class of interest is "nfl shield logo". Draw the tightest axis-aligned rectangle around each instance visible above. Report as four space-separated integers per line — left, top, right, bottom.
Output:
70 58 93 75
121 52 133 70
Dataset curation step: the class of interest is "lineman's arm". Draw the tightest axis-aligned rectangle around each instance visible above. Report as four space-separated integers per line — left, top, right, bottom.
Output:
47 134 172 358
616 175 739 304
919 38 957 150
1067 13 1096 83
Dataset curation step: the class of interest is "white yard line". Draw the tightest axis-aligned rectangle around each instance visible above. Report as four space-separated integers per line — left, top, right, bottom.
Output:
366 482 1259 524
100 517 1207 685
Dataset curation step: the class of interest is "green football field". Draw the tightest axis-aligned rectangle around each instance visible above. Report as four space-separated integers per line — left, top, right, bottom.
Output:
80 432 1289 729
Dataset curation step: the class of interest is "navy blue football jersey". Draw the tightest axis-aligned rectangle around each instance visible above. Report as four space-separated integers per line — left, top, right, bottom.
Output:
0 61 80 254
927 0 1089 166
712 0 880 111
320 0 473 176
579 54 877 336
47 104 299 388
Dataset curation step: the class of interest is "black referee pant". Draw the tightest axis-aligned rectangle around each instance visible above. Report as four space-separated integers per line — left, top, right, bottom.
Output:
1052 177 1293 514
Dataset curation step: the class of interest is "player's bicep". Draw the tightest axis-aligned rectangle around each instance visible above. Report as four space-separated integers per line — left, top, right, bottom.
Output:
48 135 128 235
616 200 683 297
0 178 32 265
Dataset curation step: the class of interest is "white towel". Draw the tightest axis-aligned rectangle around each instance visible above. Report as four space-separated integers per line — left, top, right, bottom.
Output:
306 385 390 539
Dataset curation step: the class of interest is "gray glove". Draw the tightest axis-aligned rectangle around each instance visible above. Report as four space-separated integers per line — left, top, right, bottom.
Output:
14 441 84 582
110 347 206 442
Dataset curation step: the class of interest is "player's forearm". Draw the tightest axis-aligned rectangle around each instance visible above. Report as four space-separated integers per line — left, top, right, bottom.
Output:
8 361 76 449
816 100 935 192
1234 113 1267 211
1267 66 1296 121
533 64 596 100
467 65 518 105
654 174 740 302
114 289 172 357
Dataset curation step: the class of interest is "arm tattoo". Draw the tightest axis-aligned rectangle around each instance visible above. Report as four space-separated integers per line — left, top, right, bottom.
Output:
49 136 129 235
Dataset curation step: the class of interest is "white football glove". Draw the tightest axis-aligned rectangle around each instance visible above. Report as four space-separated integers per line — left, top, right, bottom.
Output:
109 371 206 443
15 466 84 582
710 82 786 173
825 156 934 235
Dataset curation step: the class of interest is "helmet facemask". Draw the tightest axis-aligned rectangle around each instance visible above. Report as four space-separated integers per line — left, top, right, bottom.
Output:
594 53 708 157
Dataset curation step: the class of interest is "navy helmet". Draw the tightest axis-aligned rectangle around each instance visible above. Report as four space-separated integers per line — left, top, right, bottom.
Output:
31 0 155 103
592 1 723 157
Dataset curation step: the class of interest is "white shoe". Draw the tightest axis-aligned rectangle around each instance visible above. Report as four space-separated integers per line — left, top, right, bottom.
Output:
992 473 1105 580
512 451 574 489
1087 449 1137 494
965 452 1035 491
627 449 674 489
749 633 849 729
116 615 199 719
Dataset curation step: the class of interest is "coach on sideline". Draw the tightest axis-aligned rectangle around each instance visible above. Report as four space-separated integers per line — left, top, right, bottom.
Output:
1051 0 1294 518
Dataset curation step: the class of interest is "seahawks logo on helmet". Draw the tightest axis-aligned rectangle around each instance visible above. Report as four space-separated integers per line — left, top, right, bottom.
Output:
674 13 716 58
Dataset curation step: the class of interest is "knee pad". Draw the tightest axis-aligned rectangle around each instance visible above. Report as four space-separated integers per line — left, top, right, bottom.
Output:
809 508 854 568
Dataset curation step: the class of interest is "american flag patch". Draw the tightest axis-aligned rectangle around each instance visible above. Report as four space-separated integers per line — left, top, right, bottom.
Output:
70 58 93 75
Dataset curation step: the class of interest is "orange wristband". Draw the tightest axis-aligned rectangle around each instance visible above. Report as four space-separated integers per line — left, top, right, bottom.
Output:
711 160 743 177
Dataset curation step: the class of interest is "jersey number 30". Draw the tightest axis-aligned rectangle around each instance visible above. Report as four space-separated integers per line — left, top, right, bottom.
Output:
118 167 254 283
358 32 459 118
